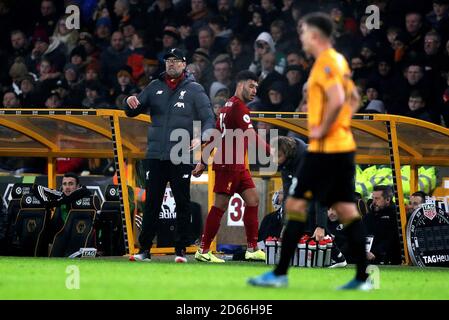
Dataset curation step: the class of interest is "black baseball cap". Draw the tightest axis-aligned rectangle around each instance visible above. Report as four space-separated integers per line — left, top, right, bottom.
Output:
163 48 186 62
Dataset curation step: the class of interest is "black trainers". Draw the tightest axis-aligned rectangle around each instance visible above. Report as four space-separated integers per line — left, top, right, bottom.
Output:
129 250 151 262
329 252 347 268
175 248 187 263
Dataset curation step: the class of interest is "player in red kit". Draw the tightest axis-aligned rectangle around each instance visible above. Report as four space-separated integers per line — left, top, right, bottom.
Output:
192 70 271 263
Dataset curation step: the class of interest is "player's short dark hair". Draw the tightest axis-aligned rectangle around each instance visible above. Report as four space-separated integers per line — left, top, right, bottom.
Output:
236 70 258 83
63 172 79 185
411 191 427 200
373 185 393 200
301 12 334 38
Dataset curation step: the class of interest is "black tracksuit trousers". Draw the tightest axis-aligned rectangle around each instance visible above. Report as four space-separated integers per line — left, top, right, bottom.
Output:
139 159 193 253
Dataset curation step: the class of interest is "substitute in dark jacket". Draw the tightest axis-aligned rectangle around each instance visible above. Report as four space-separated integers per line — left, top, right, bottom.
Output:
125 48 215 262
363 185 402 265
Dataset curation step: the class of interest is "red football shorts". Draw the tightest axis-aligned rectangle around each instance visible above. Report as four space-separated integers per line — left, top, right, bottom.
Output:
213 169 256 195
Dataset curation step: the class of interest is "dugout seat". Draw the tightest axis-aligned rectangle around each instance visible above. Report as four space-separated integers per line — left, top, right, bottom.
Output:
97 185 127 256
2 183 35 255
49 195 99 257
13 194 48 256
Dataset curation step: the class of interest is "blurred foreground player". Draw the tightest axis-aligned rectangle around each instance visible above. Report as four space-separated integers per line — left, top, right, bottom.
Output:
248 13 371 290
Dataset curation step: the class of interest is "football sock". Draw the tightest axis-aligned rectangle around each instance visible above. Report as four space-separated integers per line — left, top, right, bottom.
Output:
345 218 368 281
243 205 259 250
274 220 305 276
200 206 225 253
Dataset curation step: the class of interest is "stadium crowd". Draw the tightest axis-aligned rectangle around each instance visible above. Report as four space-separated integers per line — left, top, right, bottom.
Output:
1 0 449 175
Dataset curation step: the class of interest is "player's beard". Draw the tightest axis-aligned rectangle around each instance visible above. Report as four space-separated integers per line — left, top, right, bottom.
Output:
242 88 254 103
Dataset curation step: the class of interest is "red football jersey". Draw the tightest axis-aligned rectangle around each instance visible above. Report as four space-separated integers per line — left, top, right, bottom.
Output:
212 96 255 172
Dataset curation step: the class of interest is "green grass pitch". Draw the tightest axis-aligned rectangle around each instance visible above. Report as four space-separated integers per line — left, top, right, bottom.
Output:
1 256 448 300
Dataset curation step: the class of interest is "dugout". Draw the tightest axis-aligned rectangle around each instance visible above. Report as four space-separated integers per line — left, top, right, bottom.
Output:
250 112 449 265
1 109 449 264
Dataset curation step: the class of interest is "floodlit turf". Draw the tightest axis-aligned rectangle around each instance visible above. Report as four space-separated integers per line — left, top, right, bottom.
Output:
0 256 448 300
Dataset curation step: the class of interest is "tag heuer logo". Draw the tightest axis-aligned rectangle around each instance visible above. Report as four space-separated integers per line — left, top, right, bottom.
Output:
424 208 437 220
423 204 437 220
174 102 185 108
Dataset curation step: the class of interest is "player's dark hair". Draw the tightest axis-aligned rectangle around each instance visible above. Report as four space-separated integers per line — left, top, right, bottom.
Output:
236 70 258 83
63 172 79 185
412 191 427 200
274 136 297 160
373 185 393 200
301 12 334 38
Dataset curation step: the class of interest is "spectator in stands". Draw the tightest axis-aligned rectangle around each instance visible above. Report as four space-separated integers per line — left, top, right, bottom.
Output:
244 6 266 44
404 12 427 55
363 185 402 265
209 81 230 101
360 82 385 113
2 91 20 108
423 31 446 82
186 63 201 82
158 25 181 62
270 19 290 54
139 52 160 86
110 67 138 103
208 15 232 49
266 81 294 114
407 191 428 220
257 51 286 105
192 48 214 93
18 75 44 108
8 59 29 95
78 32 101 67
210 54 234 98
35 0 59 38
394 63 431 116
227 35 251 78
260 0 280 26
197 26 219 60
406 90 436 123
426 0 449 43
9 30 31 64
249 32 286 77
100 31 131 88
82 80 110 109
188 0 212 34
52 16 79 55
44 91 62 108
216 0 241 33
94 17 113 50
69 46 88 73
284 64 304 109
211 96 226 118
126 30 147 81
121 22 137 49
